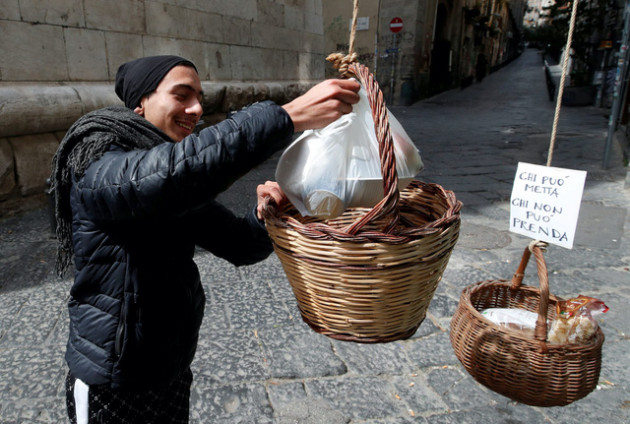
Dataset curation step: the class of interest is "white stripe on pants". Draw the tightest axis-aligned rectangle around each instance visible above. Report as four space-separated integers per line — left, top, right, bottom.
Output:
73 378 89 424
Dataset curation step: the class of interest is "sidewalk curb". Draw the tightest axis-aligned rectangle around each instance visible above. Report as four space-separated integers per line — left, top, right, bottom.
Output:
612 127 630 188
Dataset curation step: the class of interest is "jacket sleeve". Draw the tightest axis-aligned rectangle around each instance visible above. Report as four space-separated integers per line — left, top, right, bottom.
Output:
191 201 274 266
77 101 293 222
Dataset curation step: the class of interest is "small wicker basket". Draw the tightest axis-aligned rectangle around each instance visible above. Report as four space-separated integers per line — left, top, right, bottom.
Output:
450 244 604 406
263 62 462 343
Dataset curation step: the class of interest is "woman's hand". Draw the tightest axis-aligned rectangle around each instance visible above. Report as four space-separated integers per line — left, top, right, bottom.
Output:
256 181 288 220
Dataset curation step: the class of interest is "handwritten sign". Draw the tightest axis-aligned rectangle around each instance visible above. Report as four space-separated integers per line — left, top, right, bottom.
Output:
509 162 586 249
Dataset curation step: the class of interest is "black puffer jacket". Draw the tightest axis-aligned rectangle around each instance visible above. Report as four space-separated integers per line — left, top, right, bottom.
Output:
65 101 293 389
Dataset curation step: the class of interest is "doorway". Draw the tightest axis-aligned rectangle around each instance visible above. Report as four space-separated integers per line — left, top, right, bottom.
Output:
430 3 451 95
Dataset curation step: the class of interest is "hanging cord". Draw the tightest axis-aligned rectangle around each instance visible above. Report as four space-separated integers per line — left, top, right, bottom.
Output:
325 0 401 234
534 0 579 252
326 0 360 77
533 0 580 251
547 0 580 167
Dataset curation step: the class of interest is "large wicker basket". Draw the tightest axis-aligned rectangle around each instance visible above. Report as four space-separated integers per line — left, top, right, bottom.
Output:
450 244 604 406
262 62 462 343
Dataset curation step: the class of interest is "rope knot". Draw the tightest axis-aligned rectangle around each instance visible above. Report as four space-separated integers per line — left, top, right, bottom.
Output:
326 52 358 78
528 239 548 253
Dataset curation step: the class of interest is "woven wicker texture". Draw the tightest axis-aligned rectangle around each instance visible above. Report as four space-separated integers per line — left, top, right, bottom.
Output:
263 61 462 342
450 245 604 406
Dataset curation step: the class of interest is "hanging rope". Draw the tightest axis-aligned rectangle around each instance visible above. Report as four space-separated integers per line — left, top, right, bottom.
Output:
535 0 580 251
324 0 400 234
547 0 580 167
326 0 360 77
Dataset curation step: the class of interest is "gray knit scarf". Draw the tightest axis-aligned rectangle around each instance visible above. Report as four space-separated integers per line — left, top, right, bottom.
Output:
50 106 172 276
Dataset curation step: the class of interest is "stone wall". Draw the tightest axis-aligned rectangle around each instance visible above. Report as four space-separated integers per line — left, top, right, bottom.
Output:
322 0 432 103
0 0 325 217
322 0 379 79
1 0 324 83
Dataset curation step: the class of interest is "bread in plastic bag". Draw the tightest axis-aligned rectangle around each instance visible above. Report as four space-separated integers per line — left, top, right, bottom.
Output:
481 308 539 334
276 82 424 218
481 294 608 344
547 295 608 344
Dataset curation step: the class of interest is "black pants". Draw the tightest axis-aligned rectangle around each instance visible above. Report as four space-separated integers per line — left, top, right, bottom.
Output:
65 369 193 424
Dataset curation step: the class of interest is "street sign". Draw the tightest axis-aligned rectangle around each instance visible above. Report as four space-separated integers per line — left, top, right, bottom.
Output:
389 17 403 33
356 17 370 31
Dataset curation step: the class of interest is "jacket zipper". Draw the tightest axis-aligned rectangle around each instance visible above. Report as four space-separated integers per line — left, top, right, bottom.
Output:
115 321 124 357
115 297 127 358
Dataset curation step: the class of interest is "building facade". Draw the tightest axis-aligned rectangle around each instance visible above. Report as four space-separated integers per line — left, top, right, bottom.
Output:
0 0 327 215
0 0 528 214
324 0 527 105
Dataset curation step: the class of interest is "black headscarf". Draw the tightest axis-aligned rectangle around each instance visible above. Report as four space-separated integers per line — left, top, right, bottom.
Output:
115 55 198 109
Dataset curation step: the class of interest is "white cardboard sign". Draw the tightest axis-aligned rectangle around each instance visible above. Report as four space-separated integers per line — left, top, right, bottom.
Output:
509 162 586 249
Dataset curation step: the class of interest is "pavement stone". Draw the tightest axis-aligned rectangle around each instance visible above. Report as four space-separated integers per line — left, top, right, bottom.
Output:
1 48 630 423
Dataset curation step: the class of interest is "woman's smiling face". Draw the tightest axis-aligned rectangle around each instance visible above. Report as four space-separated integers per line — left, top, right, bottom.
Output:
135 65 204 142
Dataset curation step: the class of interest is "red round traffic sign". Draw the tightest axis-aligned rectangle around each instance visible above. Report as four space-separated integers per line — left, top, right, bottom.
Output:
389 17 403 33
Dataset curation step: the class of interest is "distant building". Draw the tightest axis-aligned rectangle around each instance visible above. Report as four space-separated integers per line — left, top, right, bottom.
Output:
524 0 555 28
324 0 527 105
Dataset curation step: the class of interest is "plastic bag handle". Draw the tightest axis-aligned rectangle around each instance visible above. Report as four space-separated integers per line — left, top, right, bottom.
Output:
343 62 400 235
311 110 355 138
510 241 551 342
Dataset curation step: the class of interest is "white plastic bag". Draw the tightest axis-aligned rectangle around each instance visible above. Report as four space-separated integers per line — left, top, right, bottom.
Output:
276 83 424 218
481 308 539 332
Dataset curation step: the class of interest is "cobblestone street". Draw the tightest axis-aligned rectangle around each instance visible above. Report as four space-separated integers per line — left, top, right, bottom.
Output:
1 48 629 423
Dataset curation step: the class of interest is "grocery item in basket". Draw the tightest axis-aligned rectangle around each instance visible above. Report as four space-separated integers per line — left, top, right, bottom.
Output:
276 82 424 219
547 295 608 344
481 307 539 336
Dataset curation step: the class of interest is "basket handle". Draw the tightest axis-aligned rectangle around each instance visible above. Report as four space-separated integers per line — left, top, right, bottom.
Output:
326 59 401 235
510 241 550 342
324 0 400 235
